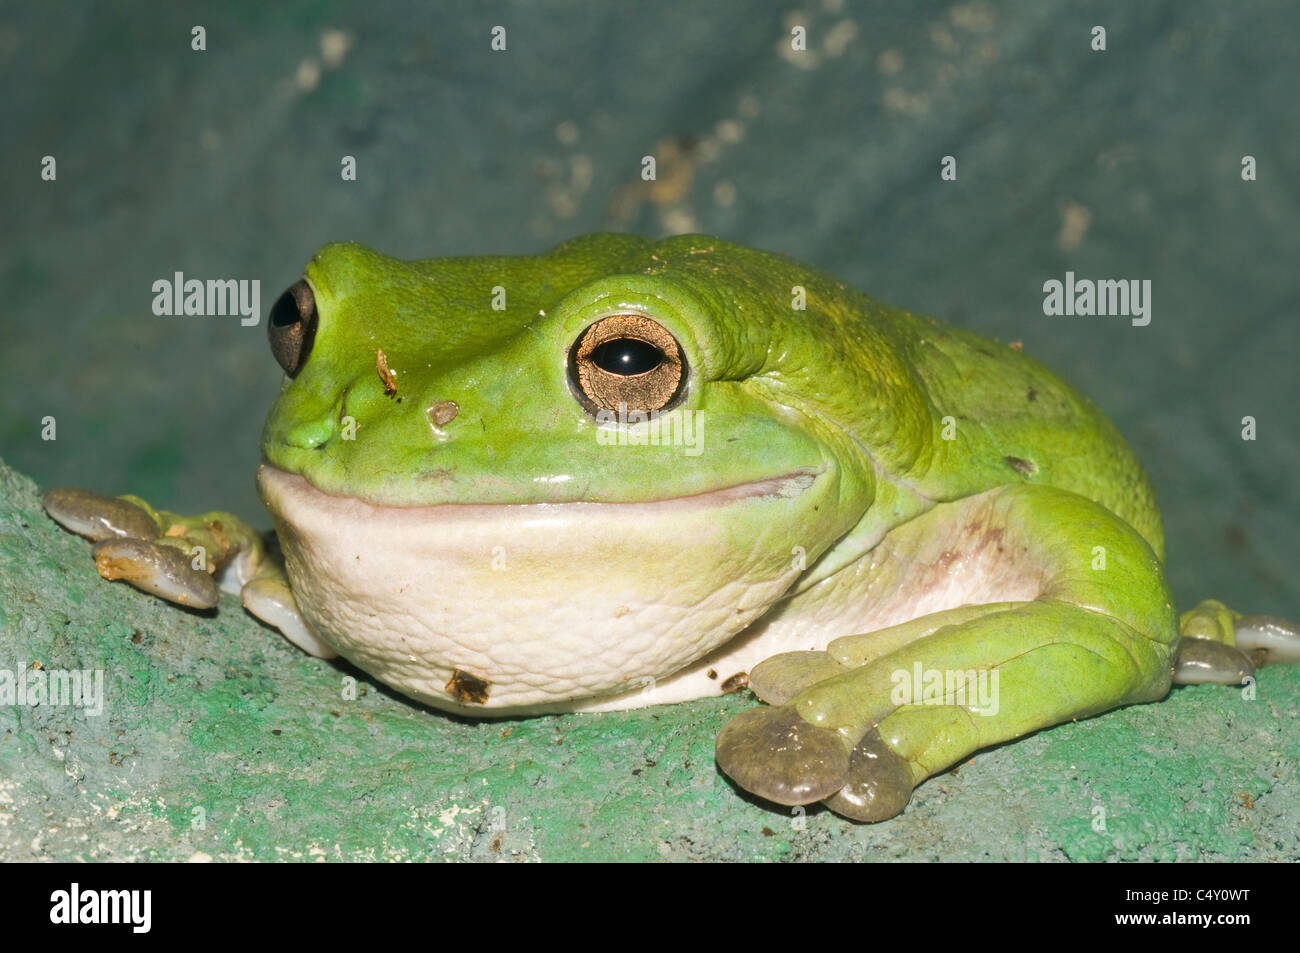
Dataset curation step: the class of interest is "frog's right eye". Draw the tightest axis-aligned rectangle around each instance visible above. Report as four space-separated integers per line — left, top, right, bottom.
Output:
268 280 318 378
568 313 687 415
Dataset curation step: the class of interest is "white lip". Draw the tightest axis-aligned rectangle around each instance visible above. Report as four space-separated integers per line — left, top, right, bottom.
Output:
257 463 820 715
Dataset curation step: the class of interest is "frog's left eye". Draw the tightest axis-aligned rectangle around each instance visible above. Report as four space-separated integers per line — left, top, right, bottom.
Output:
268 280 318 378
568 314 686 414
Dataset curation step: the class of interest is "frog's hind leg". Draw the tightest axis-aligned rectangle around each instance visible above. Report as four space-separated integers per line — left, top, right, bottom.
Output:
43 486 336 658
715 483 1178 822
747 602 1021 706
1172 598 1300 685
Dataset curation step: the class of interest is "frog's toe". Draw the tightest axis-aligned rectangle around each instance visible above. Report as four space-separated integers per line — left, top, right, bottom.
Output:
43 487 159 542
748 651 850 705
92 538 219 609
1172 636 1255 685
820 728 914 823
241 575 338 659
715 705 850 806
1233 615 1300 666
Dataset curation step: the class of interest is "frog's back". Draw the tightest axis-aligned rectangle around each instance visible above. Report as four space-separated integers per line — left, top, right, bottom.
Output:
617 234 1163 561
894 311 1165 560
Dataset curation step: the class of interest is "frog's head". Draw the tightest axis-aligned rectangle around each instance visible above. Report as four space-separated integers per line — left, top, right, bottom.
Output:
257 234 930 713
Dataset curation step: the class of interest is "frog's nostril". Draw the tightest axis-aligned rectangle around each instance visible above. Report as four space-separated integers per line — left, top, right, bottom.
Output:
281 417 336 451
269 279 318 378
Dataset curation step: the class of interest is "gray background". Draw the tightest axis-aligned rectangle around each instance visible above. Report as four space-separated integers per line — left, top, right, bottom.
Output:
2 0 1296 621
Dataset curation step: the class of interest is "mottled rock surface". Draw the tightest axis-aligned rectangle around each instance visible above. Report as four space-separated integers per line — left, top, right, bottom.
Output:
2 459 1296 862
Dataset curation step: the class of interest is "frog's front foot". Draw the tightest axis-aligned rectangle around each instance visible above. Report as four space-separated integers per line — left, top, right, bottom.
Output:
45 489 221 608
1172 598 1300 685
92 535 220 608
43 487 336 658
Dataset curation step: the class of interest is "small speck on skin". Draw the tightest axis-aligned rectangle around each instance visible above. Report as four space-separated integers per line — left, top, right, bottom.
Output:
721 672 750 694
1004 456 1036 477
446 668 491 705
376 349 397 396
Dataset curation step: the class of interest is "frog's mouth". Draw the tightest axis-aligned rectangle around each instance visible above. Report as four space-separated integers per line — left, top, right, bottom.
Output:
256 462 830 715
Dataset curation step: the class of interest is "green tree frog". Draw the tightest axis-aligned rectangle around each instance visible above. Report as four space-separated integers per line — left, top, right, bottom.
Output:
44 233 1300 822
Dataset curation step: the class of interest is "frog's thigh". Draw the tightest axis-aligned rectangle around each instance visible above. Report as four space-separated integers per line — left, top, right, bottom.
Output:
749 602 1020 706
716 484 1177 821
826 601 1023 667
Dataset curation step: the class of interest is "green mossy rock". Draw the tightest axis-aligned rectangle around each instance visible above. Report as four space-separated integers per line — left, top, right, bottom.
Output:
0 457 1296 861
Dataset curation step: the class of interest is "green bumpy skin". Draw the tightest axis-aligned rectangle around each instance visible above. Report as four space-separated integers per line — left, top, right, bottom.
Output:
46 232 1299 822
265 234 1163 533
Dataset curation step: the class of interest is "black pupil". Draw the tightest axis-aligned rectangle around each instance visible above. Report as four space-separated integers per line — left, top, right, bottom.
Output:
270 291 302 328
590 338 663 375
